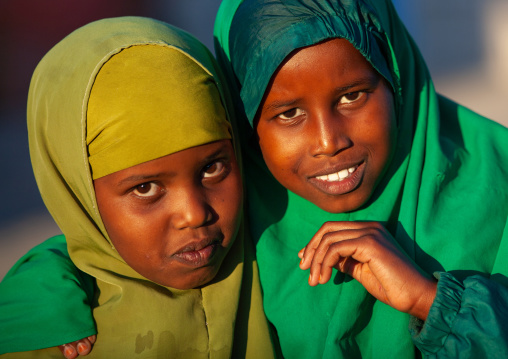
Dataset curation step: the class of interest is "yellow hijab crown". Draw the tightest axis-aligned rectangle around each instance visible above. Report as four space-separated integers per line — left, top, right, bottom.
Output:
87 44 232 179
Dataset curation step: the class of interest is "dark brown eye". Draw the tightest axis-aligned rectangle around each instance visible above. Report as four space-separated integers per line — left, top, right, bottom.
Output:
133 183 159 197
340 92 364 104
202 161 224 178
278 108 304 120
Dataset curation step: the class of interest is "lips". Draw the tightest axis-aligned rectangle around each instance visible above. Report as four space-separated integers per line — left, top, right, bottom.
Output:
172 236 223 267
314 165 358 182
308 162 365 195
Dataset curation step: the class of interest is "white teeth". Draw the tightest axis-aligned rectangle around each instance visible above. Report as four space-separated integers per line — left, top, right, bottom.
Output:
338 169 349 180
315 166 357 182
327 172 339 181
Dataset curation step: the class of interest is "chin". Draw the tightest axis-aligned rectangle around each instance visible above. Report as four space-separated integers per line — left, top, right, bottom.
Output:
167 267 220 290
306 192 372 214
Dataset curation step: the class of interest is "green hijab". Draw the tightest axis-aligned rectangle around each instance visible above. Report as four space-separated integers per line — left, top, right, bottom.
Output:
214 0 508 358
2 16 275 358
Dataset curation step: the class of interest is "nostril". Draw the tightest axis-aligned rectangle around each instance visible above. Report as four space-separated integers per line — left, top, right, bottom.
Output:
312 134 352 157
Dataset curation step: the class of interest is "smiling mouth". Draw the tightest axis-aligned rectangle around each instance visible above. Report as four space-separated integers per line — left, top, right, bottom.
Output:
172 238 223 267
308 163 364 195
314 165 358 182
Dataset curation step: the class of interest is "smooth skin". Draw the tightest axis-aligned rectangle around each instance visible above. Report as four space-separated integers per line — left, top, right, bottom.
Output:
258 38 437 320
256 38 397 214
94 139 243 290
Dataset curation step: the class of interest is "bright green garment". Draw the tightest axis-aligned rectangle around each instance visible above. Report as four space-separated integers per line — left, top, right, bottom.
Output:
214 0 508 358
0 16 276 358
0 235 96 353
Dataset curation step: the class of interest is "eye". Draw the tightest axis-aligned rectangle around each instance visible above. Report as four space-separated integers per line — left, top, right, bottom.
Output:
132 182 161 198
202 161 225 178
339 92 364 104
277 108 305 121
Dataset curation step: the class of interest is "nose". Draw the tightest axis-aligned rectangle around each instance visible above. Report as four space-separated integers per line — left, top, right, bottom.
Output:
309 111 352 157
171 186 213 230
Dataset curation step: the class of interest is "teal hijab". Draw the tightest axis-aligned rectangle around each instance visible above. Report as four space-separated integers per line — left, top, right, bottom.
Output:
214 0 508 358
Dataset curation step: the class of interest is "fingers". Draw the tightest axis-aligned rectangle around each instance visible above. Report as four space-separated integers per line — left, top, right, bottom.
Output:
308 235 368 286
300 221 388 286
75 337 92 356
57 335 96 358
300 221 383 268
58 344 77 359
88 335 97 345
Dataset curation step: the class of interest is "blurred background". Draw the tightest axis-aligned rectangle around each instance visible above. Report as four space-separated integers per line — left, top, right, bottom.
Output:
1 0 507 280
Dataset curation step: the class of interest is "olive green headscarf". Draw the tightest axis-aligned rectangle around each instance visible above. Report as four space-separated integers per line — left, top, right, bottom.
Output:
214 0 508 358
2 16 275 358
87 44 231 179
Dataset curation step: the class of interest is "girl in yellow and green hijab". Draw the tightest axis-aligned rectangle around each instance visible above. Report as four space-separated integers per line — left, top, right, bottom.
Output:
0 16 276 358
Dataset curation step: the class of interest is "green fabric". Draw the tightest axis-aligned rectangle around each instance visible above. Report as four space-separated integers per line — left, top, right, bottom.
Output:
87 45 231 179
0 235 96 353
0 16 276 358
214 0 508 358
410 272 508 357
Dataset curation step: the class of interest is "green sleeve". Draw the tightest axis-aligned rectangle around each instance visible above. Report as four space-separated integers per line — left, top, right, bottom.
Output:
0 235 96 354
410 272 508 358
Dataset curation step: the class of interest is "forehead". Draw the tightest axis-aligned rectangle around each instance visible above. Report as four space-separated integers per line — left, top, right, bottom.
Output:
264 38 381 101
277 38 376 80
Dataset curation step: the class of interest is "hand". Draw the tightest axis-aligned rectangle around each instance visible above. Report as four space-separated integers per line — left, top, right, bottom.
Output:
298 221 437 320
57 335 96 359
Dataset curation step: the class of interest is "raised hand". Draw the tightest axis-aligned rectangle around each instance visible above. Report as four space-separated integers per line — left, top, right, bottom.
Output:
299 221 437 320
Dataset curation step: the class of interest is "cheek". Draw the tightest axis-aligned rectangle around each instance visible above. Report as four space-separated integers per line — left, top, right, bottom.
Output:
100 202 135 243
366 97 397 177
98 198 162 266
258 127 301 182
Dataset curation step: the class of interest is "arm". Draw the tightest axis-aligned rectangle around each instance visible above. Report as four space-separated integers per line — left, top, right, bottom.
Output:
410 272 508 358
0 235 96 356
300 221 508 357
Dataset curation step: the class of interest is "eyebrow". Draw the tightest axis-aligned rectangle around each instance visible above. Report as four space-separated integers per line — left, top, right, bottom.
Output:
263 76 377 112
336 77 376 92
117 142 231 186
263 99 300 112
199 144 231 163
118 173 168 186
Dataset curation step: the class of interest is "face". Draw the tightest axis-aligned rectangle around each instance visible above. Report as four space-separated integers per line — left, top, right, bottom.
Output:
93 140 243 290
256 38 397 213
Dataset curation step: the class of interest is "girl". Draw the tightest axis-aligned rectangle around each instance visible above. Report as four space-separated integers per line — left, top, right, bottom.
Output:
0 16 276 358
214 0 508 357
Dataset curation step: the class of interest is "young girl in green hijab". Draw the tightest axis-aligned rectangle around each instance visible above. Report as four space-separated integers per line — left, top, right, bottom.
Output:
213 0 508 357
0 16 276 358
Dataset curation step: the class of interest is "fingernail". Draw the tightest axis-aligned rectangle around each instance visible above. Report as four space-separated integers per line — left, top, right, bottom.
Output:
299 258 303 265
308 274 312 284
77 342 87 354
64 345 75 358
319 274 322 283
88 335 96 344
